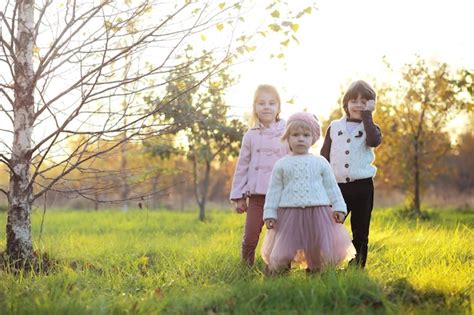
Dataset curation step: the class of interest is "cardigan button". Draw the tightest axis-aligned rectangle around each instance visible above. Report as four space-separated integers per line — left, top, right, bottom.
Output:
347 139 351 143
345 164 349 168
255 167 258 170
256 149 260 153
345 150 349 155
346 177 350 182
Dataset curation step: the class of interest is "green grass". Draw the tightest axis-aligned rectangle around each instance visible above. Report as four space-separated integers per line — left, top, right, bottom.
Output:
0 207 472 314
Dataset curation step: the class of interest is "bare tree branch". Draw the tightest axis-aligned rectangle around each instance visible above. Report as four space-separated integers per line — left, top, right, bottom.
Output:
0 188 8 197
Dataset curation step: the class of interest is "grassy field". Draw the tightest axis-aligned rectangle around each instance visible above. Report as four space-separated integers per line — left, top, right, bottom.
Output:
0 207 472 314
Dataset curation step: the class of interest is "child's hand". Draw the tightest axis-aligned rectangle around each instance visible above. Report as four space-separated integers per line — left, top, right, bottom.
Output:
265 219 276 229
365 100 375 111
233 198 248 214
333 211 346 224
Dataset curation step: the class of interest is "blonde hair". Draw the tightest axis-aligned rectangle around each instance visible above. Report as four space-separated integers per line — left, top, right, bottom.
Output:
249 84 281 127
281 120 312 143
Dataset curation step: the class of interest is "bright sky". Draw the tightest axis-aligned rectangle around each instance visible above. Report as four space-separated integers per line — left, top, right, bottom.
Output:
226 0 474 126
1 0 472 155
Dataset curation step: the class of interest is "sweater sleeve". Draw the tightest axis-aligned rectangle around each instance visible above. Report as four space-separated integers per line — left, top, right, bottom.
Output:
229 132 251 200
263 162 284 220
361 111 382 147
320 158 347 214
320 126 332 162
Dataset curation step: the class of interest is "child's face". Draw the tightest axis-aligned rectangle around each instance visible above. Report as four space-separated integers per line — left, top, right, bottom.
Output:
347 94 368 119
255 92 279 126
288 126 312 155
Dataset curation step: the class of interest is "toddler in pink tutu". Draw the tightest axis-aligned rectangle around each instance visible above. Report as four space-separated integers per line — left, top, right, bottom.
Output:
262 112 356 273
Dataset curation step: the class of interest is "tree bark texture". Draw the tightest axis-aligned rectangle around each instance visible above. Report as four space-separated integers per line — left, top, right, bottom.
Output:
7 0 35 262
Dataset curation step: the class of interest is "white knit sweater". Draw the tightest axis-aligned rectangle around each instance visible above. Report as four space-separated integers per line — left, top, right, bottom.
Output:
263 154 347 220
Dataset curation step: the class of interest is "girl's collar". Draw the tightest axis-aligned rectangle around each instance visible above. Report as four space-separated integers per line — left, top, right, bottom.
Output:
255 119 285 129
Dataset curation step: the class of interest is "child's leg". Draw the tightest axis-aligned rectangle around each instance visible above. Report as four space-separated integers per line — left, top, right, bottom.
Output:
347 179 374 267
241 195 265 266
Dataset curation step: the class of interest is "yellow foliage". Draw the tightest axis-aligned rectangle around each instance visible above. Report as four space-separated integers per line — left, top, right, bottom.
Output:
290 23 299 32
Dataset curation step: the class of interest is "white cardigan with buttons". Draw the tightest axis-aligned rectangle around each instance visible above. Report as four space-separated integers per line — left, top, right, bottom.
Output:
329 117 377 183
263 154 347 220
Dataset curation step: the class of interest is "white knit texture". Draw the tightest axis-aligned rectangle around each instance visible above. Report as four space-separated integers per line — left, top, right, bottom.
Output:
263 154 347 220
329 118 376 183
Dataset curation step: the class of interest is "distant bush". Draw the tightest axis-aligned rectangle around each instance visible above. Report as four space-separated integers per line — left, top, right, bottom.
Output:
394 206 437 221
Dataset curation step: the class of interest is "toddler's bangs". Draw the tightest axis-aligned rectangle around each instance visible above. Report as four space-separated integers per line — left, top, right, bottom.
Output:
282 120 311 141
288 120 311 132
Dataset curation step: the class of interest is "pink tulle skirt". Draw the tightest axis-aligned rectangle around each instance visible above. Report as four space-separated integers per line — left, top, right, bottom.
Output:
261 206 356 271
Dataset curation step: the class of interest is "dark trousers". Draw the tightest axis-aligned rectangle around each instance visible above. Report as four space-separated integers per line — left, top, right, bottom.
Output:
241 195 265 266
338 178 374 268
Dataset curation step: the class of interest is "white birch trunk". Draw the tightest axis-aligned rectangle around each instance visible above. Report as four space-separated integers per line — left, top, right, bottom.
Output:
7 0 35 262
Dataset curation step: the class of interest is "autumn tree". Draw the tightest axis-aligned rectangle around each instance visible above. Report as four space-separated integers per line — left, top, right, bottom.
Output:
374 58 473 215
185 69 245 221
149 48 246 220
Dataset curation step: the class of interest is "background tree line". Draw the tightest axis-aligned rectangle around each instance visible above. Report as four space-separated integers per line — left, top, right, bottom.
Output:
1 56 472 218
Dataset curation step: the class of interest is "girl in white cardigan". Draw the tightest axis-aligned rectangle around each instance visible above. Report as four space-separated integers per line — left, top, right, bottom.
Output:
320 80 382 268
262 112 355 273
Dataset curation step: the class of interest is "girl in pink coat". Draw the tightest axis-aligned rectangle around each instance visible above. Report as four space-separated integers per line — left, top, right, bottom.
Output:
230 84 290 266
